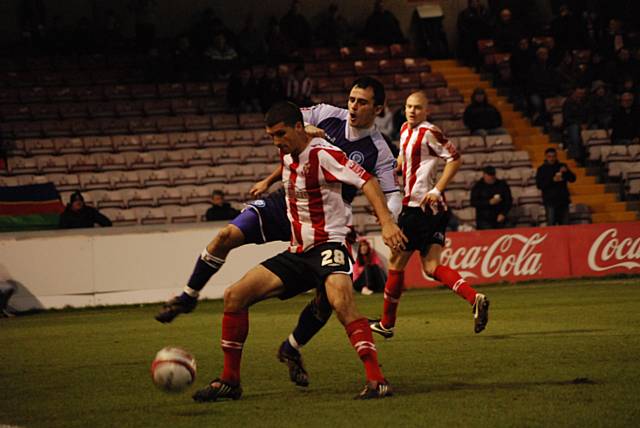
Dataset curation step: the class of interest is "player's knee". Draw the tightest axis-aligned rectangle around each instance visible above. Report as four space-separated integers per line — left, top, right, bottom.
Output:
223 285 245 311
423 260 439 277
310 296 332 321
210 225 240 253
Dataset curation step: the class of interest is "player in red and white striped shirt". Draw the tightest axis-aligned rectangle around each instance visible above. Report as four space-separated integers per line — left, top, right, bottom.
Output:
193 102 406 403
370 91 490 339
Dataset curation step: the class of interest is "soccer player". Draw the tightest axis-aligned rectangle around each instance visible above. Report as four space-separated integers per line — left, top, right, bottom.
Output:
192 101 406 402
155 77 400 325
369 91 490 339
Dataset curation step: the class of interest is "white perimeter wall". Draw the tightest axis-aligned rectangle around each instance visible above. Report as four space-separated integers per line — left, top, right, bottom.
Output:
0 223 289 311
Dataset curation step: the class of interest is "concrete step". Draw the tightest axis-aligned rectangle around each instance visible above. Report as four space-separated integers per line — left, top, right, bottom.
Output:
592 211 639 223
572 193 617 205
569 183 606 195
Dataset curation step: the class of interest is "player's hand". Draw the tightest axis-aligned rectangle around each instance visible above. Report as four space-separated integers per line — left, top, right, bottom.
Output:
381 221 407 251
420 188 444 213
497 213 506 223
559 166 567 173
250 179 270 197
305 125 326 139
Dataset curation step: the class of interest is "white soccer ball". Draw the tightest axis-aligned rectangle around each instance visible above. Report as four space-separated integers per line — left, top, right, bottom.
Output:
151 347 197 392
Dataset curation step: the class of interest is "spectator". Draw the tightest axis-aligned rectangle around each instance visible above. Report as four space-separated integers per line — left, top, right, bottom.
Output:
527 47 560 125
363 0 405 45
204 33 238 77
456 0 492 66
314 3 353 48
280 0 312 49
470 165 513 230
493 8 521 52
588 81 616 129
510 37 534 88
265 17 294 62
258 65 285 113
129 0 157 52
236 14 267 62
589 52 614 85
463 88 507 136
352 238 387 295
286 65 313 107
599 18 626 59
561 86 589 162
59 192 112 229
227 67 260 113
556 52 578 95
550 4 582 52
535 148 576 226
610 92 640 145
205 190 240 222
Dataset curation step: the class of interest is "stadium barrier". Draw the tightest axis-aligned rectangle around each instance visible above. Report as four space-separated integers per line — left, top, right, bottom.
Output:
0 222 637 310
373 221 640 288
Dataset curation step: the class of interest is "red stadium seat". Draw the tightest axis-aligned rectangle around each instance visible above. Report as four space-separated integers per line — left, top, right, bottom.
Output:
389 43 411 58
211 81 228 97
115 100 143 117
143 99 172 116
354 60 379 75
317 77 345 93
393 73 420 89
99 117 129 135
104 84 132 100
211 114 238 130
171 98 199 115
156 116 184 133
420 72 446 89
46 86 74 102
199 97 226 113
112 135 142 152
364 45 389 59
197 130 227 147
328 61 354 76
185 82 213 97
158 82 185 98
88 102 116 118
1 104 31 121
238 113 264 129
74 86 104 102
98 152 127 171
42 120 73 137
130 84 157 99
314 47 340 61
378 59 405 74
403 57 431 73
59 102 88 119
168 132 199 150
19 86 48 103
184 114 213 131
305 62 329 77
128 117 158 134
55 137 85 154
141 133 172 150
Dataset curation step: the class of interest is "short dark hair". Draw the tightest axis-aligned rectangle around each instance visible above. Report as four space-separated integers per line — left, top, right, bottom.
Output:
212 190 224 198
482 165 496 176
351 76 386 106
545 147 557 154
265 101 303 128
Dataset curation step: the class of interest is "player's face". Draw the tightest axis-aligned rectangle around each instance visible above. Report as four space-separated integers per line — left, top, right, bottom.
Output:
347 86 381 129
404 94 428 127
266 121 305 155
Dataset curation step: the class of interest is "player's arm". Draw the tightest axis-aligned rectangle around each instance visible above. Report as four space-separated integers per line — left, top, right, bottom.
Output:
250 164 282 197
420 129 461 207
361 178 407 250
372 135 403 220
319 148 407 250
301 104 347 126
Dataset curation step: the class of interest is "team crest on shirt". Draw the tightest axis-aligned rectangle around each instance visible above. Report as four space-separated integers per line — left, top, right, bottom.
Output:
349 151 365 165
249 199 266 208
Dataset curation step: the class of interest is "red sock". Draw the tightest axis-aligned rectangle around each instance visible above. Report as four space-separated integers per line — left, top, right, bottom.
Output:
220 310 249 384
346 318 384 382
433 265 477 304
381 270 404 328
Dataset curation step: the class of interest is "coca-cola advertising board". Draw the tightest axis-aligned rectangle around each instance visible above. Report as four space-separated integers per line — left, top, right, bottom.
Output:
403 222 640 288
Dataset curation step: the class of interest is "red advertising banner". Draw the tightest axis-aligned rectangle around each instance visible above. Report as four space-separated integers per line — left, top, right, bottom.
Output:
405 222 640 288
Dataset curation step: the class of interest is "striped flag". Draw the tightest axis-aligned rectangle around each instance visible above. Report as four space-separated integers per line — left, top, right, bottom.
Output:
0 183 64 232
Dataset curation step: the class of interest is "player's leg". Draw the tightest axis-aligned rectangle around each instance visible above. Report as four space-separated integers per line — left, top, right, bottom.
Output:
370 249 413 338
156 210 256 323
423 244 490 333
193 264 285 402
277 290 331 386
324 272 392 399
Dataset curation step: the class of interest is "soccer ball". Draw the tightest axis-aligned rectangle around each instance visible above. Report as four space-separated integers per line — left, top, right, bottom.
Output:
151 347 197 392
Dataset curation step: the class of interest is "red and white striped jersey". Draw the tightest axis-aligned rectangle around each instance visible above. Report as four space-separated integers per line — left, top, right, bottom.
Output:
282 138 372 253
399 121 460 207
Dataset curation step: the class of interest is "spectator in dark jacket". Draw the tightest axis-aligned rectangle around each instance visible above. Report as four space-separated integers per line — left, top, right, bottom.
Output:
611 92 640 145
456 0 492 66
227 67 260 113
527 47 560 124
493 8 521 52
470 166 513 230
562 87 589 162
59 192 112 229
258 65 285 112
535 148 576 226
463 88 507 136
280 0 312 48
205 190 240 221
588 80 616 129
363 0 405 45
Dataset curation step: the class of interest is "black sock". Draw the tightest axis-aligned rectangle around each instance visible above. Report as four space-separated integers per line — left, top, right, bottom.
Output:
186 249 225 292
290 296 332 348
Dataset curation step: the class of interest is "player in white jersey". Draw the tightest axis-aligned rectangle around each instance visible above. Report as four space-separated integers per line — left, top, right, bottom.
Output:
192 102 407 403
370 91 490 339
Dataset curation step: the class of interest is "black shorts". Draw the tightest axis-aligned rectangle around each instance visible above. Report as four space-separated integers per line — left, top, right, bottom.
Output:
261 242 353 300
398 206 450 255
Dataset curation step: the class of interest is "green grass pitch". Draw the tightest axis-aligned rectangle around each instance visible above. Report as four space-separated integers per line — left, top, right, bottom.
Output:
1 277 640 427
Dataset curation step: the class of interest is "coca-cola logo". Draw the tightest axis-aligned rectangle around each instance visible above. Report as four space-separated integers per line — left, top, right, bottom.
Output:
587 228 640 272
423 233 547 280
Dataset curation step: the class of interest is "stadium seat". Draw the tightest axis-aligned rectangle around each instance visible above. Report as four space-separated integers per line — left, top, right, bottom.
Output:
104 84 131 100
224 182 253 201
182 185 211 205
74 86 103 102
19 86 47 103
158 82 185 98
168 132 198 150
485 134 514 151
38 155 68 173
102 208 138 226
29 138 57 155
182 148 212 166
80 172 111 190
185 82 213 97
114 100 143 117
244 146 274 163
354 60 379 75
403 57 431 73
197 130 227 147
212 114 238 130
238 113 264 129
42 120 73 137
87 101 115 118
454 136 485 153
30 103 59 121
420 72 446 89
602 146 629 163
378 59 404 74
228 164 256 182
166 205 198 223
98 153 127 171
111 170 142 189
152 187 183 206
0 176 19 187
137 207 167 225
67 154 99 173
130 83 157 99
155 150 184 168
84 136 113 153
143 99 172 116
211 81 228 97
503 150 531 168
482 152 508 169
364 45 389 59
394 73 420 89
518 186 543 205
455 207 476 224
317 77 345 93
217 147 243 164
198 165 228 184
157 116 185 133
112 135 142 152
305 62 329 77
129 117 158 134
171 98 199 115
93 190 126 209
11 121 42 138
328 61 354 76
126 152 156 170
101 117 131 135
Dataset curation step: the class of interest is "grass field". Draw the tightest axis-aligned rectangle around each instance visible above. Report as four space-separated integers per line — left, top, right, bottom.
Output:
1 277 640 427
